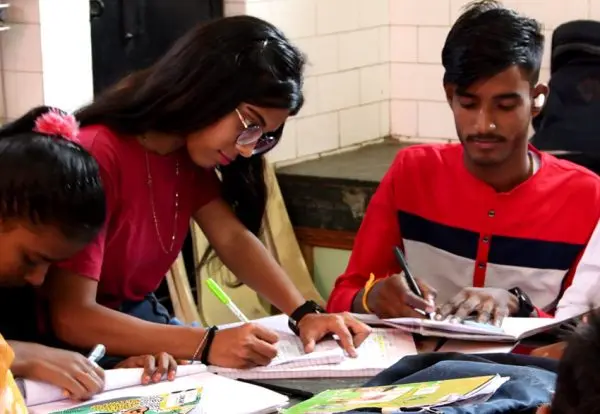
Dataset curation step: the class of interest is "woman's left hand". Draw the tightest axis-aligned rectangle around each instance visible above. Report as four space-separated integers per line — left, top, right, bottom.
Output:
297 312 371 357
115 352 178 385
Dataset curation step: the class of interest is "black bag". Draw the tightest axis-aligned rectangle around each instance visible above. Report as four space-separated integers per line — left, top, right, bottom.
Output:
531 20 600 172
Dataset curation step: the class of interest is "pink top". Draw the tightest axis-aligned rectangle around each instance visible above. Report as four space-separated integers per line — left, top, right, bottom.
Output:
56 125 221 309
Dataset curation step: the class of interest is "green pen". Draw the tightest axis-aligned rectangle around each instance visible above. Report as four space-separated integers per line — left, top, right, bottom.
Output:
206 278 250 323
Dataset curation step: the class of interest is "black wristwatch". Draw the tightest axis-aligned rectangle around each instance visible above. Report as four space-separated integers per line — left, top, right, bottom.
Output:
288 300 326 335
508 287 535 317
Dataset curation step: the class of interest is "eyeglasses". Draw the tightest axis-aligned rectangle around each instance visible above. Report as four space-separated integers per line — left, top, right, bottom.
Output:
235 109 279 155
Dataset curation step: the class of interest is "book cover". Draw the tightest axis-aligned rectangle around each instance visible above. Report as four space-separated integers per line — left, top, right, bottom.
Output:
283 376 501 413
47 387 202 414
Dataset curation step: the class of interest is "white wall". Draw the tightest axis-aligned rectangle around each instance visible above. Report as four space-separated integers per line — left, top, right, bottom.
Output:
225 0 391 163
390 0 598 144
1 0 93 121
2 0 598 153
39 0 94 113
227 0 600 164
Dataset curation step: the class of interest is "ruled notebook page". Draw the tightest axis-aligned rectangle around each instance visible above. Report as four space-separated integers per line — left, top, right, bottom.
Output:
209 331 345 375
209 329 417 379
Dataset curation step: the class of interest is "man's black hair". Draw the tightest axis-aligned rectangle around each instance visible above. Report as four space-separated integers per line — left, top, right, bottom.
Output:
442 0 544 91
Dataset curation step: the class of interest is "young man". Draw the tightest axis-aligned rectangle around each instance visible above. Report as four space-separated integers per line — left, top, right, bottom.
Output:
327 0 600 325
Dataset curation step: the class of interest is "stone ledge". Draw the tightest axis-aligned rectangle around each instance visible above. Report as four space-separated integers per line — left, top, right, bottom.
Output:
276 140 411 233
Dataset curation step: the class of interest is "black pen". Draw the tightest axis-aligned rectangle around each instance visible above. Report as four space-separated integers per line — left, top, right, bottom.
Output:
393 246 435 320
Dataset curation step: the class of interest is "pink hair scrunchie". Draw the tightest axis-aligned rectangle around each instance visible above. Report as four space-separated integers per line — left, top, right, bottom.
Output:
33 108 80 143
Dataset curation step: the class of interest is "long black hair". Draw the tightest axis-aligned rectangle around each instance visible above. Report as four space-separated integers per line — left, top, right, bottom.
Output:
75 15 305 270
0 106 106 243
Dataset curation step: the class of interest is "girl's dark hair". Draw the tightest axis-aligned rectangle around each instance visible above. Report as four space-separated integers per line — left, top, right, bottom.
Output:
0 106 106 243
74 15 305 274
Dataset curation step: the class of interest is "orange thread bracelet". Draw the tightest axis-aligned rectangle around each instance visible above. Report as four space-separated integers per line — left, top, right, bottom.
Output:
362 273 383 314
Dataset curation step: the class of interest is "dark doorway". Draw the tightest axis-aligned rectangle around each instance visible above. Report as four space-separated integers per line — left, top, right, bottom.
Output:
90 0 223 95
89 0 224 311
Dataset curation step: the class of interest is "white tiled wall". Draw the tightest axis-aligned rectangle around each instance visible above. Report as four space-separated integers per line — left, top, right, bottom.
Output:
0 0 92 122
225 0 391 163
228 0 600 163
391 0 599 144
0 1 596 156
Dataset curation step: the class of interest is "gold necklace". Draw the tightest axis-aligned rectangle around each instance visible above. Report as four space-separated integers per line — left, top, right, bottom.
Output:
142 137 180 254
528 152 535 177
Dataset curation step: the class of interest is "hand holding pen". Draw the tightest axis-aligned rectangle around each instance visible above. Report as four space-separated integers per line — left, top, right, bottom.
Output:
363 247 437 319
393 246 438 319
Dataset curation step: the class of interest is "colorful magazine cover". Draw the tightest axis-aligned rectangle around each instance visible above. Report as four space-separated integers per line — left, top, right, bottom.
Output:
48 387 202 414
283 376 503 413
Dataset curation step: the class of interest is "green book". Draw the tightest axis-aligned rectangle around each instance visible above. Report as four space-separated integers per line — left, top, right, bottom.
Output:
283 375 508 414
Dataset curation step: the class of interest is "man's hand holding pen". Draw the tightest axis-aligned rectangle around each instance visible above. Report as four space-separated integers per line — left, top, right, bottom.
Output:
365 273 437 319
365 246 519 326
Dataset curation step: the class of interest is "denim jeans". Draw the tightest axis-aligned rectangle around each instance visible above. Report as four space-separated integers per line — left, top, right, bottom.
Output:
99 294 199 368
344 353 557 414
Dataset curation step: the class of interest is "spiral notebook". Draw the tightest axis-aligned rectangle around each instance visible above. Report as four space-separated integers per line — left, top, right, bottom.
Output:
209 328 418 380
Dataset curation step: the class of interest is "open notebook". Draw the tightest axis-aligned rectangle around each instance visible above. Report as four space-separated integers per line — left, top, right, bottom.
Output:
26 364 288 414
245 330 345 369
210 328 418 380
355 311 584 342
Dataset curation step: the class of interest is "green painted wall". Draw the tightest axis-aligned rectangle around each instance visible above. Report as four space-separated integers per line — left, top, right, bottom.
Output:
312 247 351 300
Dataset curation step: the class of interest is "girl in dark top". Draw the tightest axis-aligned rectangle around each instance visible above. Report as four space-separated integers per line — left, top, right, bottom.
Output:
0 107 178 402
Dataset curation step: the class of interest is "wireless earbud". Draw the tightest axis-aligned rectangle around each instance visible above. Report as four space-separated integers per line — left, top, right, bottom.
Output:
534 94 546 109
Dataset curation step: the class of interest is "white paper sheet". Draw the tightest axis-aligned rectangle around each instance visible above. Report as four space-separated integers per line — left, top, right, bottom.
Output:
28 371 288 414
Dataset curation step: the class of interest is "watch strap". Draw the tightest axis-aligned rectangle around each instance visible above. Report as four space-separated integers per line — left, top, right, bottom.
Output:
508 287 535 317
288 300 326 335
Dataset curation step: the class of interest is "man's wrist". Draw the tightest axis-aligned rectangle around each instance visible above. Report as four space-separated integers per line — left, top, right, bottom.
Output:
507 287 535 317
351 288 369 313
364 282 379 314
508 292 520 315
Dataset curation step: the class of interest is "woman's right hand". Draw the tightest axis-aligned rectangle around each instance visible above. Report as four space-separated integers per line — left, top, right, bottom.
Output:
10 342 105 401
207 323 279 369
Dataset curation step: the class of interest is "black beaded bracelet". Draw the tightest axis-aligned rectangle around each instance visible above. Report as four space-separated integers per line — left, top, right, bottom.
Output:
200 326 218 365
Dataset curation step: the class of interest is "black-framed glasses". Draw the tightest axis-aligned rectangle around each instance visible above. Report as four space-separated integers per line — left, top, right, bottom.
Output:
235 109 279 155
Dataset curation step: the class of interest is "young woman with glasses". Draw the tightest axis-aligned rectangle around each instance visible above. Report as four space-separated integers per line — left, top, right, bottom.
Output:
44 15 370 369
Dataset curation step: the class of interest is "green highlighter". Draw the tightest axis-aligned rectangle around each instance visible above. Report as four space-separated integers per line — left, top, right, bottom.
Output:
206 278 250 323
